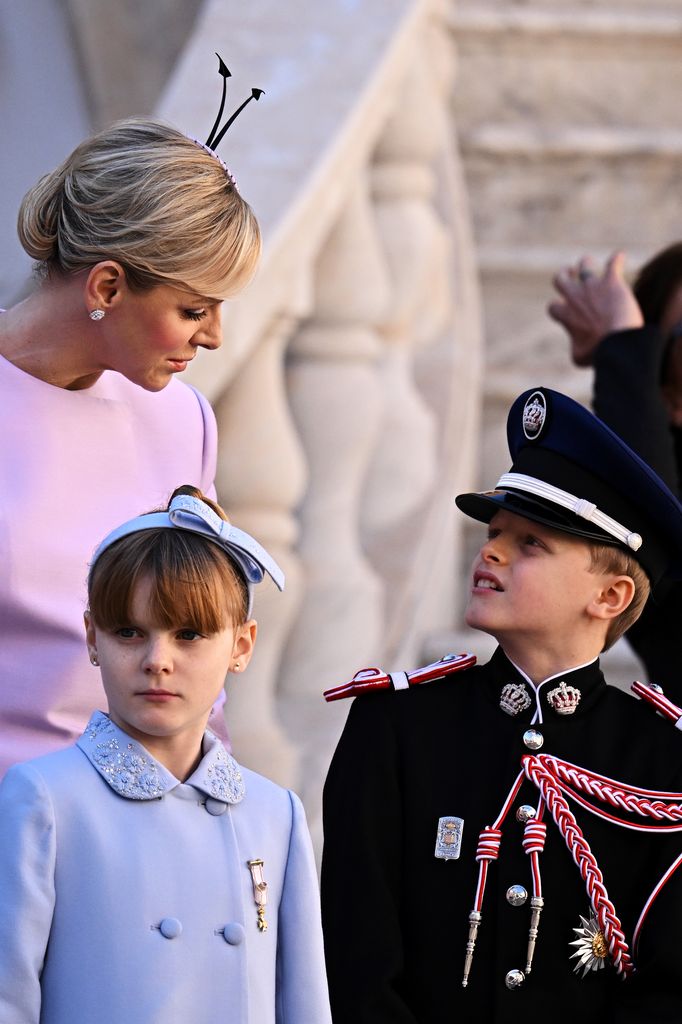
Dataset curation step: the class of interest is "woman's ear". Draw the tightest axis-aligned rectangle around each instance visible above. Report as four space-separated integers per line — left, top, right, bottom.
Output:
587 575 635 622
84 261 127 313
229 620 257 674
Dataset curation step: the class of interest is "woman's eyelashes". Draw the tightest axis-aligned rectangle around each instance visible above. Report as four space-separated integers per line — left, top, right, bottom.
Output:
181 308 207 322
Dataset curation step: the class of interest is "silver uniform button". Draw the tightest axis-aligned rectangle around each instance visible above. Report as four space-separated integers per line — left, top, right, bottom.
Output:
515 804 536 823
505 968 525 990
506 885 528 907
522 729 544 751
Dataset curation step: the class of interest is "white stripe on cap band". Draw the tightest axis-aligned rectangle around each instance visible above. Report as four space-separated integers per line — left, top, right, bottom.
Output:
390 671 410 691
496 472 643 552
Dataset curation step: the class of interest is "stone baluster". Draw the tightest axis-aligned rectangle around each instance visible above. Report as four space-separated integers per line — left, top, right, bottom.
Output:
362 46 456 661
279 178 391 844
213 316 308 789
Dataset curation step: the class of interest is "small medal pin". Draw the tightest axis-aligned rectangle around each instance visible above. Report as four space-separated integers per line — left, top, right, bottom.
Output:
435 817 464 860
247 859 268 932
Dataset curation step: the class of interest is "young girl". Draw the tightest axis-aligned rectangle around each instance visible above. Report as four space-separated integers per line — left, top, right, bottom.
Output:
0 486 332 1024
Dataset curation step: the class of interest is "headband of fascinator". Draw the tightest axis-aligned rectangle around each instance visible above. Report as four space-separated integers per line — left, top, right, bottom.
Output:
194 53 264 188
92 493 284 617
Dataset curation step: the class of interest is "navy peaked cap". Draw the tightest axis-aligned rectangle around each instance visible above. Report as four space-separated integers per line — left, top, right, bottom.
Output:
455 387 682 584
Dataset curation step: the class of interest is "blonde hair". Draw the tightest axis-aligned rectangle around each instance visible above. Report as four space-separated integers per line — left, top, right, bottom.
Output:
588 543 651 650
18 118 260 298
87 486 249 633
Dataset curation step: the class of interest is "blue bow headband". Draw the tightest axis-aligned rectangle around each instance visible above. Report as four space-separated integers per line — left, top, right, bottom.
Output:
92 494 284 616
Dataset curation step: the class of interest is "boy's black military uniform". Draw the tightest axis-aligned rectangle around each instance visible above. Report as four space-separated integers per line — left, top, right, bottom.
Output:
322 388 682 1023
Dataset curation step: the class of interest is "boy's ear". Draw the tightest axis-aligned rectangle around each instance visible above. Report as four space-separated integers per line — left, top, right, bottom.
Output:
230 620 258 673
587 575 635 621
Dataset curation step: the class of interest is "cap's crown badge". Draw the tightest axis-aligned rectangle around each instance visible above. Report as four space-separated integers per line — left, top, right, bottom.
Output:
500 682 532 716
522 391 547 441
547 681 581 715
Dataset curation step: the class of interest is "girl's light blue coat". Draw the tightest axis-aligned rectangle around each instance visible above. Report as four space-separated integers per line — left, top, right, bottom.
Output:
0 713 332 1024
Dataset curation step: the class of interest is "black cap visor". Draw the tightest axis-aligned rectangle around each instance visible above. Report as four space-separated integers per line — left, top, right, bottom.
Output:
456 488 670 584
457 489 631 547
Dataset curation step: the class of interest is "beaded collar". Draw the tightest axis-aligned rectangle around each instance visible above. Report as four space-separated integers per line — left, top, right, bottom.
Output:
77 711 245 803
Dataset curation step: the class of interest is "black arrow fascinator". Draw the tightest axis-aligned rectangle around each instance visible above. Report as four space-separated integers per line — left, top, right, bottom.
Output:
192 54 264 189
206 53 264 150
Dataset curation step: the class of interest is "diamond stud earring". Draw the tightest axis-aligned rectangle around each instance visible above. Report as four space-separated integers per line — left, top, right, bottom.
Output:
89 309 106 321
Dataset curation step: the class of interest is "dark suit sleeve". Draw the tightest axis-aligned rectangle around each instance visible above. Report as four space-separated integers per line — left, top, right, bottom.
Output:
614 854 682 1021
592 326 682 696
321 695 418 1024
593 326 679 490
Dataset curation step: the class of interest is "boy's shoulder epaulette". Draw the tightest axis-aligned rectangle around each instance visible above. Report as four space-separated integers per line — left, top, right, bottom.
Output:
323 652 476 702
631 679 682 730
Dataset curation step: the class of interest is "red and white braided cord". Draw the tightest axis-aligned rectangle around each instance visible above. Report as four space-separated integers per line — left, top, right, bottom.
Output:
539 754 682 831
472 771 525 910
522 754 634 977
522 814 547 897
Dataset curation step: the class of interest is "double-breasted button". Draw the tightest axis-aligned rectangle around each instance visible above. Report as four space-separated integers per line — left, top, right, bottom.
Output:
522 729 544 751
159 917 183 939
222 922 246 946
205 797 228 816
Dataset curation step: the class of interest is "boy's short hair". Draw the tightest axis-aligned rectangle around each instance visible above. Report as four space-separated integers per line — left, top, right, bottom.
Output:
588 542 651 650
88 490 249 632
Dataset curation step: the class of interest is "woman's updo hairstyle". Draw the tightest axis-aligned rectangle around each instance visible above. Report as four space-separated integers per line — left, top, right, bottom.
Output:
18 117 260 298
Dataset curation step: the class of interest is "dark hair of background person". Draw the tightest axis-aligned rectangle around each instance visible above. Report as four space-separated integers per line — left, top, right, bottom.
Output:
634 242 682 327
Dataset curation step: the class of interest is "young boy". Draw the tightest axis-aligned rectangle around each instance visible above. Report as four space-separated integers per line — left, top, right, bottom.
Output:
321 387 682 1024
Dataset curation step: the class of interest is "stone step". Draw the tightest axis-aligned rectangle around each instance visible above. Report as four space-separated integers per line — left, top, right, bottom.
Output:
452 6 682 36
451 11 682 133
475 243 652 355
477 243 651 277
464 125 682 157
460 132 682 252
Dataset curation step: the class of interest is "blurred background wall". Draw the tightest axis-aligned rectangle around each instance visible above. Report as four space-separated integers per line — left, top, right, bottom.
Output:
2 0 680 849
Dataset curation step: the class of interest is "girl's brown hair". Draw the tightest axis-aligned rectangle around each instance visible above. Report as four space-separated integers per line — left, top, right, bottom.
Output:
87 487 249 632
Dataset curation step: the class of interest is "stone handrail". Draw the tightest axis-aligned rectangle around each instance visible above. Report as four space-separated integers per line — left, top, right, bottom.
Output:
158 0 483 846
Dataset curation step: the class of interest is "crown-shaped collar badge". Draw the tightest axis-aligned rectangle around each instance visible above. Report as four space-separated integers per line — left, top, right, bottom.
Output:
546 681 581 715
500 682 532 717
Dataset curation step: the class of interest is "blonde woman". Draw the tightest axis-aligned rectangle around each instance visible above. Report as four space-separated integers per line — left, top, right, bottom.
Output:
0 118 260 774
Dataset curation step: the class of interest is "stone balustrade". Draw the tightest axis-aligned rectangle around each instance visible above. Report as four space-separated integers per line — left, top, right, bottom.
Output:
158 0 483 846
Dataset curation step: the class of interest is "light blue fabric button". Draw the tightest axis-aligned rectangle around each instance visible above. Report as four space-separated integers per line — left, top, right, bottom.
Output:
205 797 228 816
159 917 183 939
223 922 245 946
